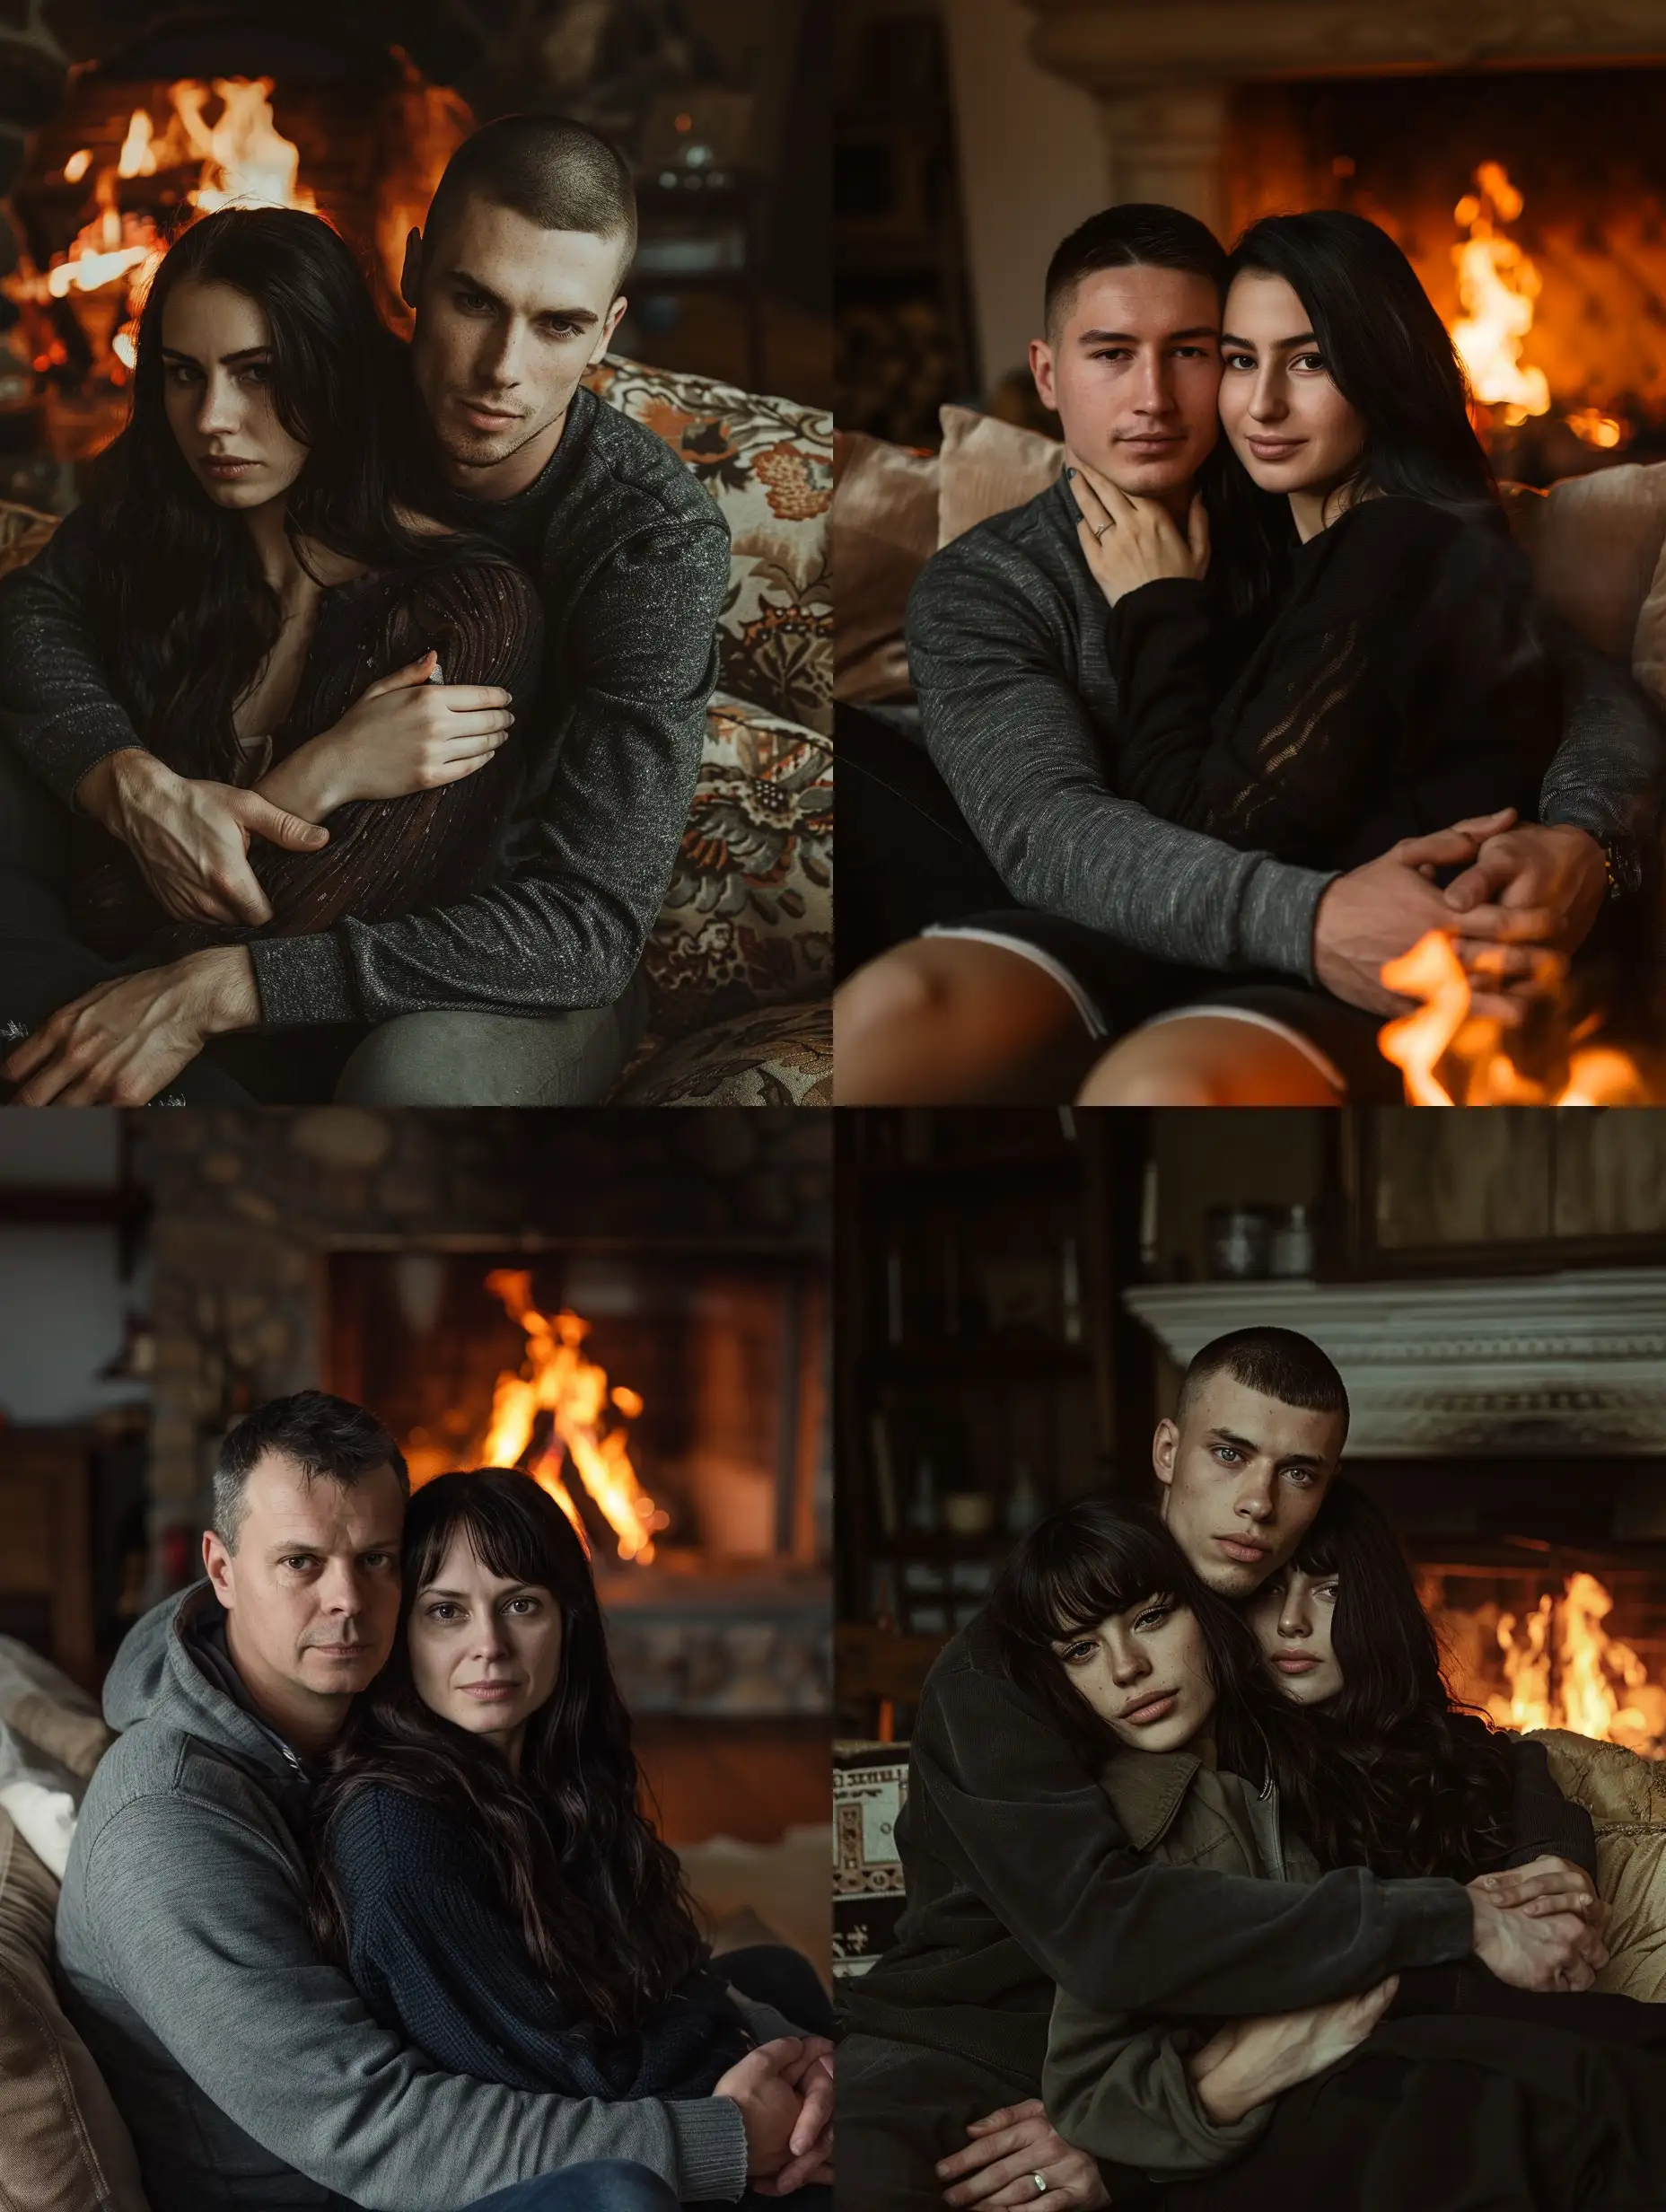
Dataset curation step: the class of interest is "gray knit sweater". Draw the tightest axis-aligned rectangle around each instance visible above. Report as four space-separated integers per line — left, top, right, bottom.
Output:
0 384 729 1027
55 1587 750 2210
907 475 1664 978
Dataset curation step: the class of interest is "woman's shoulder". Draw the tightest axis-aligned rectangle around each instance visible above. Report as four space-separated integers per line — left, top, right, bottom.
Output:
326 1778 476 1884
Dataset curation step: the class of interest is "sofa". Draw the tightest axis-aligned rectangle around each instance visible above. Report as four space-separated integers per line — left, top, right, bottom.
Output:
0 353 833 1108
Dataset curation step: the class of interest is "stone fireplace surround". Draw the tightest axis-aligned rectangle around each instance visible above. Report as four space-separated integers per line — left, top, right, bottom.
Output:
1022 0 1666 241
135 1109 833 1719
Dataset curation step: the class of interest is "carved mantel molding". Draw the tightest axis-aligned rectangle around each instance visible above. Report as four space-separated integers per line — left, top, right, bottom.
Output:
1124 1270 1666 1457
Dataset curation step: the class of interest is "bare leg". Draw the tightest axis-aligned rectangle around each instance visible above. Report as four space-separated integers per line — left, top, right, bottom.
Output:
834 937 1096 1103
1077 1014 1346 1105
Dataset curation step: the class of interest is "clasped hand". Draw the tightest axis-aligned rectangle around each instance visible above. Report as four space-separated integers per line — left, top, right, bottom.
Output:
1065 448 1209 605
715 2033 835 2195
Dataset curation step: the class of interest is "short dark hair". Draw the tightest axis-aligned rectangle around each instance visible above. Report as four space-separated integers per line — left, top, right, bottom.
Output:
214 1390 408 1550
1176 1326 1350 1443
1044 203 1228 340
423 113 637 289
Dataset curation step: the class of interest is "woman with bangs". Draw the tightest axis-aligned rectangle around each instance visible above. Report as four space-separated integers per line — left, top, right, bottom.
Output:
4 205 538 1093
309 1468 834 2209
1004 1499 1666 2212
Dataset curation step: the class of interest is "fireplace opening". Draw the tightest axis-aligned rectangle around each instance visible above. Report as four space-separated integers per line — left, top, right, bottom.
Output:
1228 67 1666 486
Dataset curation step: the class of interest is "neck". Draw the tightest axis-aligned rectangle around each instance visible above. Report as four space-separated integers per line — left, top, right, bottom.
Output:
1288 476 1360 544
438 402 570 503
1153 478 1197 528
224 1611 350 1760
488 1721 528 1774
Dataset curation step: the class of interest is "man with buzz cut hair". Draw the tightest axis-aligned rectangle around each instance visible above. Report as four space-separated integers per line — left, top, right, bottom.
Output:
57 1388 833 2211
838 1323 1609 2209
1 111 729 1109
835 198 1663 1106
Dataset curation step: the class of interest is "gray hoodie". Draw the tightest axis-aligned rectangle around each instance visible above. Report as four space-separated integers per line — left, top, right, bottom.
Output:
54 1587 750 2211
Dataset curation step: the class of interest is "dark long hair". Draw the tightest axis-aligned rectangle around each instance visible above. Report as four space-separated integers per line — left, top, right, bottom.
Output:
310 1469 705 2034
985 1498 1318 1813
83 206 437 782
1208 208 1499 622
1283 1480 1517 1882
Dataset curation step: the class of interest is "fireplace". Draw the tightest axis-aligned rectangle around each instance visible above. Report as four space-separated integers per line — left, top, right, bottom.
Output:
1127 1269 1666 1755
2 17 471 467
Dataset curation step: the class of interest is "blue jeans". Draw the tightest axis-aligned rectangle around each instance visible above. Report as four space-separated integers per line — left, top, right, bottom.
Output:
462 2162 679 2212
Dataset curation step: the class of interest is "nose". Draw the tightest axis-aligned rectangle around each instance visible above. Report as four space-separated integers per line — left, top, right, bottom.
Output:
1130 348 1175 417
1278 1593 1312 1640
1248 363 1287 423
197 370 241 441
1105 1626 1150 1688
1235 1469 1276 1524
467 1612 513 1666
315 1558 364 1619
475 319 525 394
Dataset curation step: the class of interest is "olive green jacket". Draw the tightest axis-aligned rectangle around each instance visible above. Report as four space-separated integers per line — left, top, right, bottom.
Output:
1044 1743 1323 2182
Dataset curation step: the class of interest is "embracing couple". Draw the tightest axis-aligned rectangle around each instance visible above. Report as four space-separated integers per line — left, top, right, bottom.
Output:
839 1327 1666 2211
1 112 723 1109
57 1393 835 2212
836 200 1666 1105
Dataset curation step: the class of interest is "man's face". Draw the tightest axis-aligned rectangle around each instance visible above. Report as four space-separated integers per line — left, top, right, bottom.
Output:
203 1452 405 1710
1030 265 1222 501
1153 1374 1344 1598
405 195 628 493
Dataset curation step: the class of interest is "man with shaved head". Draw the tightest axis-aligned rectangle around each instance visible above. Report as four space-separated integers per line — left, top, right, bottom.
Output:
2 113 725 1107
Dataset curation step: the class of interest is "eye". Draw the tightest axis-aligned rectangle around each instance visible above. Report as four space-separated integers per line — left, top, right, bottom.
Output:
166 363 200 384
455 286 494 316
1284 1466 1315 1487
1214 1445 1243 1465
239 361 272 384
1317 1581 1340 1605
280 1555 315 1573
425 1601 462 1621
1058 1638 1098 1666
360 1552 394 1570
1136 1604 1173 1632
1223 351 1254 371
539 317 584 340
1089 346 1133 362
1293 351 1328 373
504 1595 539 1615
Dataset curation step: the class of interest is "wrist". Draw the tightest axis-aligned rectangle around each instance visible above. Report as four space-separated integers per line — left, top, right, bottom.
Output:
178 946 260 1037
75 747 167 838
259 734 342 821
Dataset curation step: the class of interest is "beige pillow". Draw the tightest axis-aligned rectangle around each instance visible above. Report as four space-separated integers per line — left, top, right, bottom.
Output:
1530 1728 1666 2003
938 405 1065 548
1632 499 1666 713
831 431 940 705
0 1640 111 1782
0 1807 151 2212
1512 461 1666 673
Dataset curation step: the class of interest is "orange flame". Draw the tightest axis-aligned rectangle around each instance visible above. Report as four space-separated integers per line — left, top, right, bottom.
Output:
1451 162 1549 426
1378 930 1649 1105
474 1270 667 1565
1488 1575 1663 1753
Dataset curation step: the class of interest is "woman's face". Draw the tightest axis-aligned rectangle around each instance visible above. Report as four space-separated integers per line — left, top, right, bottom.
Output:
1217 269 1367 502
1053 1593 1215 1753
407 1529 564 1761
1246 1564 1344 1707
160 277 309 511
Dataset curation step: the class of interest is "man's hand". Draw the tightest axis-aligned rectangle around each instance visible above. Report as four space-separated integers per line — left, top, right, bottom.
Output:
3 947 258 1105
1471 1856 1609 1935
713 2038 806 2181
935 2098 1109 2209
1312 812 1556 1018
1187 1978 1399 2128
75 750 329 927
1066 449 1209 605
1471 1886 1609 1991
1444 823 1609 996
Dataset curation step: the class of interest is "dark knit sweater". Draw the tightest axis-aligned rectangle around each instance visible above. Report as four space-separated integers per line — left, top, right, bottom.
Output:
0 381 729 1026
328 1783 755 2102
907 473 1664 980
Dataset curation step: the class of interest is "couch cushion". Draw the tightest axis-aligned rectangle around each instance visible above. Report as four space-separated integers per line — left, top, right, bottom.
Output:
0 1806 150 2212
833 1741 909 1983
1502 461 1666 685
1530 1729 1666 2003
0 1638 111 1781
938 405 1063 548
832 431 940 706
584 356 833 735
612 1001 831 1107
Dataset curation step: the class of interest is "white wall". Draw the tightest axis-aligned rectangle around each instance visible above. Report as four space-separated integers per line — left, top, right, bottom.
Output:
941 0 1107 400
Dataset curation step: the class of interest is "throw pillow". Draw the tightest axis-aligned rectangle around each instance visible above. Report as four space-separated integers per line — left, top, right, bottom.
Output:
938 405 1065 548
832 431 941 705
833 1740 909 1982
1531 1727 1666 2002
1517 461 1666 672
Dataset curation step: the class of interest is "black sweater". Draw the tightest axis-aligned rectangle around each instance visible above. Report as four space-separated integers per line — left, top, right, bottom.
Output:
1108 496 1563 873
327 1782 754 2102
840 1614 1592 2087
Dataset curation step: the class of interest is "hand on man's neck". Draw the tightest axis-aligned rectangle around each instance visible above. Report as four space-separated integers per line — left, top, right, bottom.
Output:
223 1609 355 1762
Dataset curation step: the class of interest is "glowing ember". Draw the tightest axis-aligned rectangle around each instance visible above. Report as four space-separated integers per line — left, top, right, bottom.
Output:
1488 1575 1666 1754
1451 161 1550 426
1565 406 1627 451
1378 929 1650 1105
472 1269 668 1565
63 148 92 183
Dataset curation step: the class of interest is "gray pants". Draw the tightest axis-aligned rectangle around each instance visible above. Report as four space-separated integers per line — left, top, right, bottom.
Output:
0 739 646 1107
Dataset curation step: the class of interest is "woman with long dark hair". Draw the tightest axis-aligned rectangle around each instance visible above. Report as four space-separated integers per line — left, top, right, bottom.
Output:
37 205 538 975
310 1470 831 2208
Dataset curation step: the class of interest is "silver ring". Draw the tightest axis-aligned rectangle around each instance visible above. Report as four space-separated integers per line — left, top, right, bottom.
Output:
1032 2177 1048 2197
1091 521 1111 540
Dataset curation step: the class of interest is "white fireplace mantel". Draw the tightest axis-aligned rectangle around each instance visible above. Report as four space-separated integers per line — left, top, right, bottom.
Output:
1124 1270 1666 1457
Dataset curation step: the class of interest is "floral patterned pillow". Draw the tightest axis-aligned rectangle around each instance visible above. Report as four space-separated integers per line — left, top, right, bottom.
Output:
613 1002 832 1108
584 356 833 736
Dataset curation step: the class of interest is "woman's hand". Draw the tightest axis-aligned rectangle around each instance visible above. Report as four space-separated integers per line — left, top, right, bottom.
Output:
934 2098 1110 2208
1066 448 1209 607
1187 1975 1399 2127
258 651 515 818
713 2038 807 2182
1471 1855 1609 1933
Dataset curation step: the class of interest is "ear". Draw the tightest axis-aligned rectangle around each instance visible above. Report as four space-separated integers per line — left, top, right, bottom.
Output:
592 293 629 365
1152 1418 1179 1492
399 227 424 314
202 1527 234 1607
1030 336 1058 413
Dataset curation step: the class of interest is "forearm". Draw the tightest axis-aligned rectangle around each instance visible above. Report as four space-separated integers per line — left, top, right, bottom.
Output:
0 513 146 806
1044 2003 1273 2181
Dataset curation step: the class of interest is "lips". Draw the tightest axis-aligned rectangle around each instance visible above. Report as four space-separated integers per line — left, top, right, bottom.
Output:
1214 1535 1271 1565
457 398 522 429
201 456 258 475
1245 438 1305 459
459 1679 520 1702
1271 1651 1319 1672
1119 1689 1180 1725
307 1643 364 1658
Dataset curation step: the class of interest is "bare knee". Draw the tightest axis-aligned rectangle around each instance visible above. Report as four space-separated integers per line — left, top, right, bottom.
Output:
835 937 1087 1103
1078 1017 1345 1107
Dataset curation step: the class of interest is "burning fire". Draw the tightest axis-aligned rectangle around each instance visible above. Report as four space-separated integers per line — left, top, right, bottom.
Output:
1450 162 1550 426
1378 930 1649 1105
463 1269 667 1566
1486 1575 1666 1755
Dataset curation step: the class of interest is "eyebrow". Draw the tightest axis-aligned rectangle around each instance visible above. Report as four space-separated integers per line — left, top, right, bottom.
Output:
1077 325 1218 346
445 268 601 326
1220 330 1318 352
421 1583 536 1599
161 345 271 366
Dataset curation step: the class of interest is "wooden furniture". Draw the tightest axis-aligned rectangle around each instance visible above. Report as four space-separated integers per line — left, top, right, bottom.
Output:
0 1426 96 1692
